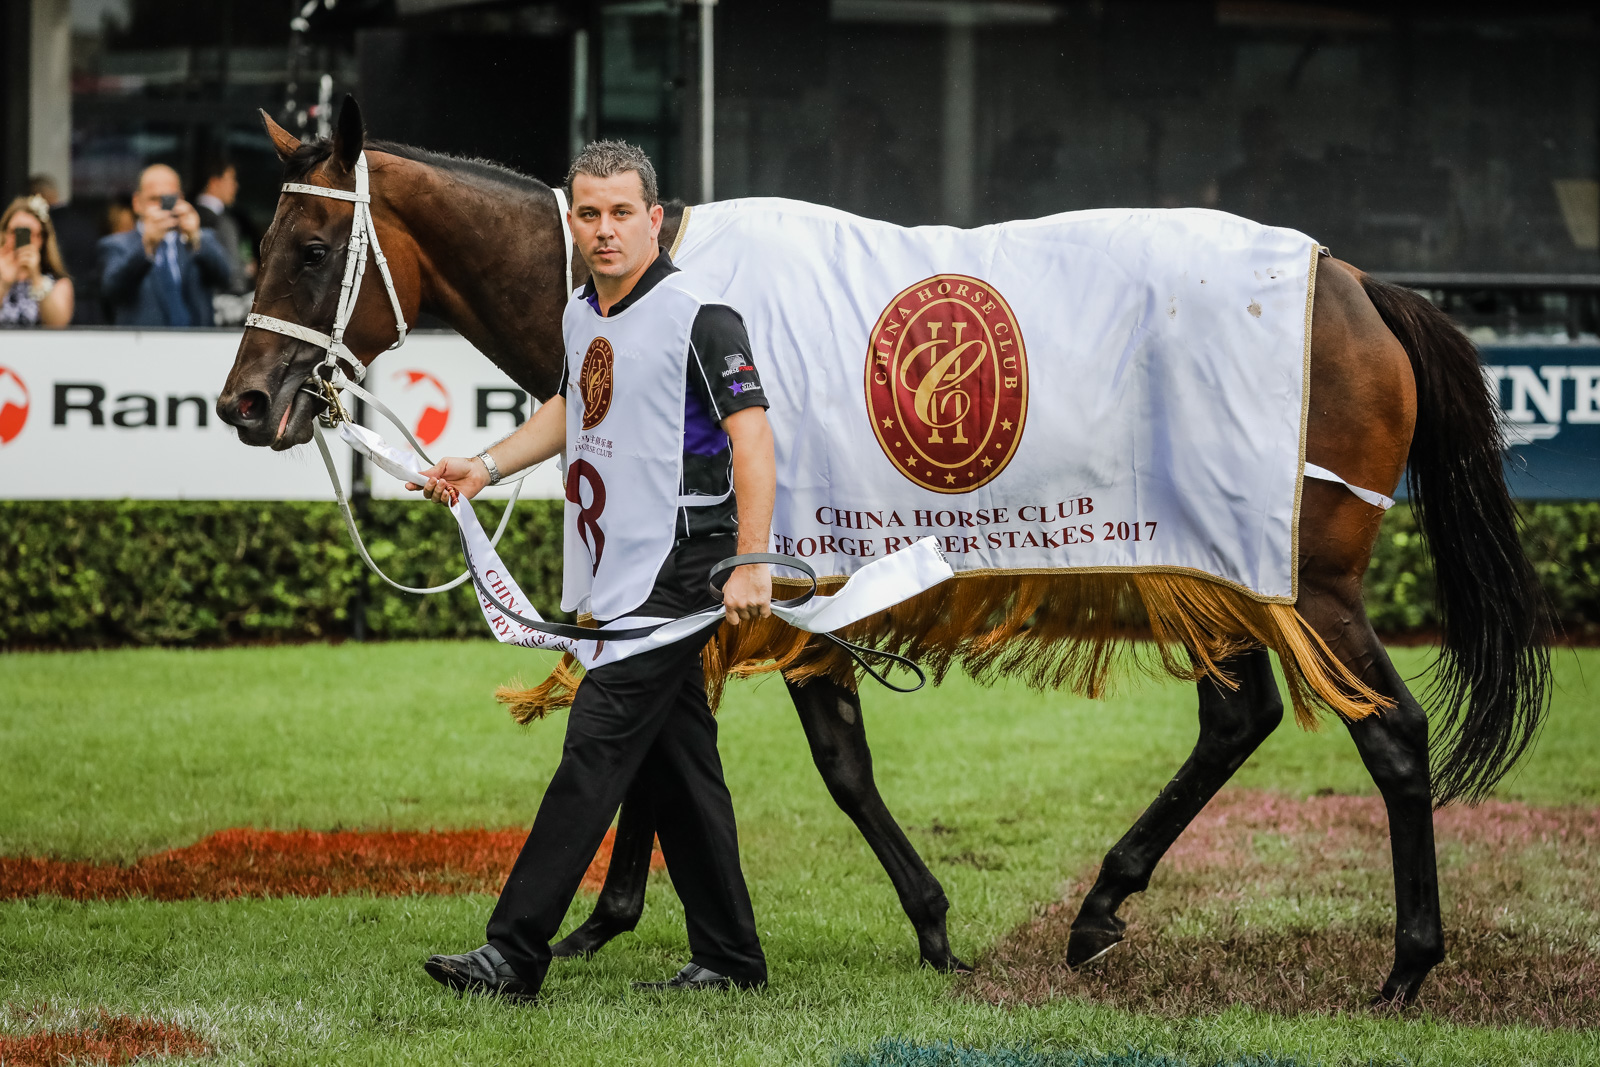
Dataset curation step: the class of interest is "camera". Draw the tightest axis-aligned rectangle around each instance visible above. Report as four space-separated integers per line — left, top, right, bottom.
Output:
159 194 179 211
12 227 30 250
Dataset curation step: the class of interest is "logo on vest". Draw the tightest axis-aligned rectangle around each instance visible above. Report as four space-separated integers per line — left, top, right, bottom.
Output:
579 337 615 430
0 366 29 447
864 274 1028 494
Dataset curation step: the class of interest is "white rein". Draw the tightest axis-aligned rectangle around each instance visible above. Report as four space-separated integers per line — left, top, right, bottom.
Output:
246 149 576 595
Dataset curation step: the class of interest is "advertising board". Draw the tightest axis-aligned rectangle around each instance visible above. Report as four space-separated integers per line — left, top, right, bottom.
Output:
0 330 563 500
0 331 1596 500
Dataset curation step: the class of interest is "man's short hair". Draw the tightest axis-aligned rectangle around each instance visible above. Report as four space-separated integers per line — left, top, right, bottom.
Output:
201 153 235 184
565 141 659 208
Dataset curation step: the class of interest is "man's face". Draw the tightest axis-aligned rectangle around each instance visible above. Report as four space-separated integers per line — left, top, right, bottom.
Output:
569 170 663 281
134 166 182 216
211 166 239 206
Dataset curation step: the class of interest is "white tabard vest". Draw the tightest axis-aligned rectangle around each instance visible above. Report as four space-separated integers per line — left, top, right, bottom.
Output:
561 272 734 621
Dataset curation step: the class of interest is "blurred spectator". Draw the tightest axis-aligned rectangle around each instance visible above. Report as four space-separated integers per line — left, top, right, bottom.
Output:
0 195 76 327
194 154 256 295
30 173 106 324
105 197 135 235
100 164 230 327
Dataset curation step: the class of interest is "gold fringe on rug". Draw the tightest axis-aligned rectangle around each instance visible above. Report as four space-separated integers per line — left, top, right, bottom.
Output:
495 572 1390 728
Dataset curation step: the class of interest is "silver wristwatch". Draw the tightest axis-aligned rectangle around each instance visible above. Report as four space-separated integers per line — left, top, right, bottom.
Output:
476 450 502 485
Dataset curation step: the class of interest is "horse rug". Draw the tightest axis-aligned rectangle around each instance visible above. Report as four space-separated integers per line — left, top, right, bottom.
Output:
670 198 1320 603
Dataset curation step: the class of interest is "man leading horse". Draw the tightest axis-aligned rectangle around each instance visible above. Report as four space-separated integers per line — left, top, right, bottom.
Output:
416 141 778 1003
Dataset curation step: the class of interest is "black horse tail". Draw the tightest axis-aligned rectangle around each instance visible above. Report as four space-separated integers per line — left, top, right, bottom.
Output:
1360 275 1550 805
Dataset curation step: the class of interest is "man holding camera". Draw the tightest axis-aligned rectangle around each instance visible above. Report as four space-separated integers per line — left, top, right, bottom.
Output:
99 163 231 327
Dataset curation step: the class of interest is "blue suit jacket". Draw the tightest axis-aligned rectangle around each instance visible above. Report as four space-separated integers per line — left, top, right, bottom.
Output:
99 228 233 327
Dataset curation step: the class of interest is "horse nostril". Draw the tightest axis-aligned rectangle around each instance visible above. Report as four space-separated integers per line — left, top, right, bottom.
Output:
236 390 269 423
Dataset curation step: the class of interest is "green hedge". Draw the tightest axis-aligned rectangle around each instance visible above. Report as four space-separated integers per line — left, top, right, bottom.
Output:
5 499 1600 648
0 499 564 647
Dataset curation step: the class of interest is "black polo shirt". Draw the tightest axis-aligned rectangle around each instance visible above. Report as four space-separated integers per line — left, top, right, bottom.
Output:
559 249 769 538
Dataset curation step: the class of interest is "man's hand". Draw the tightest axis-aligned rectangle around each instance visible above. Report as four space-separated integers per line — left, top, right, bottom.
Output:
407 456 489 506
721 562 772 625
141 205 176 256
174 199 202 245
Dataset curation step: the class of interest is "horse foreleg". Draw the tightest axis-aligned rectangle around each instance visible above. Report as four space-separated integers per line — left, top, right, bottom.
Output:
1067 648 1283 967
1340 635 1444 1004
549 775 656 958
785 675 969 972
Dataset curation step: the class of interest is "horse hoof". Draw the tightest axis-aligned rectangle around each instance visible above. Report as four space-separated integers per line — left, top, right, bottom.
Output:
1066 927 1123 969
922 953 974 974
1369 983 1419 1009
550 922 623 959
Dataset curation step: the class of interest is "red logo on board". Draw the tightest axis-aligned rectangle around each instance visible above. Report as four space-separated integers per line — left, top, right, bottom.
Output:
579 337 615 430
864 275 1028 494
0 366 29 446
394 369 450 447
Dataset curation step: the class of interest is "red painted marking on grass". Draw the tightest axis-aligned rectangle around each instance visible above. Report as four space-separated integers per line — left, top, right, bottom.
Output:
0 1012 207 1065
0 827 663 902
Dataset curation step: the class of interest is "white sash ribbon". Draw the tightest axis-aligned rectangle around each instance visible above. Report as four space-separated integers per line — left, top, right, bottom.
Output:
338 422 954 669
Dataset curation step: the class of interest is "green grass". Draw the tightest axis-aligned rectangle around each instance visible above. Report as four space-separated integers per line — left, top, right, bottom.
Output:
2 642 1598 1065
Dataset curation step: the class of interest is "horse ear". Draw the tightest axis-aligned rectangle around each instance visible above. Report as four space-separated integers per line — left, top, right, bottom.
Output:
260 110 302 161
333 95 365 170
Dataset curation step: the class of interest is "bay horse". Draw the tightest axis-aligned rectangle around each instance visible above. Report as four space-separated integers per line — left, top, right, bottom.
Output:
217 97 1549 1005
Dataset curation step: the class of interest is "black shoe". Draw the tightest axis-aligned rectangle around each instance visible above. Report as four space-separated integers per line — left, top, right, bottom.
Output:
631 962 763 992
424 944 538 1003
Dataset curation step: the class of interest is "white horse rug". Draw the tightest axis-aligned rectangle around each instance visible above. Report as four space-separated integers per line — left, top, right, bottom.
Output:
670 198 1320 603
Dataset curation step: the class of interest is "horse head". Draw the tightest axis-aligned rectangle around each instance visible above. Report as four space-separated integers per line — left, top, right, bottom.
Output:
217 95 421 449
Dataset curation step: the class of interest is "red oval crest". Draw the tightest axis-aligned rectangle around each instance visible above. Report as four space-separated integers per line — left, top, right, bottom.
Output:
864 275 1027 494
579 337 614 431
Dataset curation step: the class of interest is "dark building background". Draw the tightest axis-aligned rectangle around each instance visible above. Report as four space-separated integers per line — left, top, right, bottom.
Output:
10 0 1597 331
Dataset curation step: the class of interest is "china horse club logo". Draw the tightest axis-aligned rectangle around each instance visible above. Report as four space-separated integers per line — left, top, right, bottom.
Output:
579 337 614 430
0 365 29 446
394 369 450 448
864 274 1028 494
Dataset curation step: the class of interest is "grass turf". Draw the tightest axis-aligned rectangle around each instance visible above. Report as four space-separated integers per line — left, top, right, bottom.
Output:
1 642 1598 1065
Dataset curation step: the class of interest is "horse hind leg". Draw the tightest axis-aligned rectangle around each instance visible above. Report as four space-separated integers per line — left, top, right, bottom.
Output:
1067 648 1283 967
1334 623 1444 1004
786 675 969 972
549 776 656 958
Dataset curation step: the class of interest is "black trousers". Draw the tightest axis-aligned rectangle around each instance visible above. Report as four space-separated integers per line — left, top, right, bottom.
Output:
487 535 766 988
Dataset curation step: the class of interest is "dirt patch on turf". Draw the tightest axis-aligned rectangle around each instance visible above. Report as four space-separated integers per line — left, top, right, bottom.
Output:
0 827 662 902
0 1011 208 1065
966 789 1600 1028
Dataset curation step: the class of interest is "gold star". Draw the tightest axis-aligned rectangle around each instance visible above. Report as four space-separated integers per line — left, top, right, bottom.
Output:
1001 418 1013 431
881 417 894 429
981 456 993 468
904 455 915 466
944 473 956 484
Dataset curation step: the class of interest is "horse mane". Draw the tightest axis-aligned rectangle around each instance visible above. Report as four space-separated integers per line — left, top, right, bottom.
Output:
283 137 553 198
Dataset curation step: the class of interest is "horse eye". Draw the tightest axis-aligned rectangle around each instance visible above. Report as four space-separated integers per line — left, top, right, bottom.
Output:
302 244 329 266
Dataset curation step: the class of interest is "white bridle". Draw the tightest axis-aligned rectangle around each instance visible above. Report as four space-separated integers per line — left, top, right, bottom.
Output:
246 149 574 394
246 148 576 594
245 152 407 386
